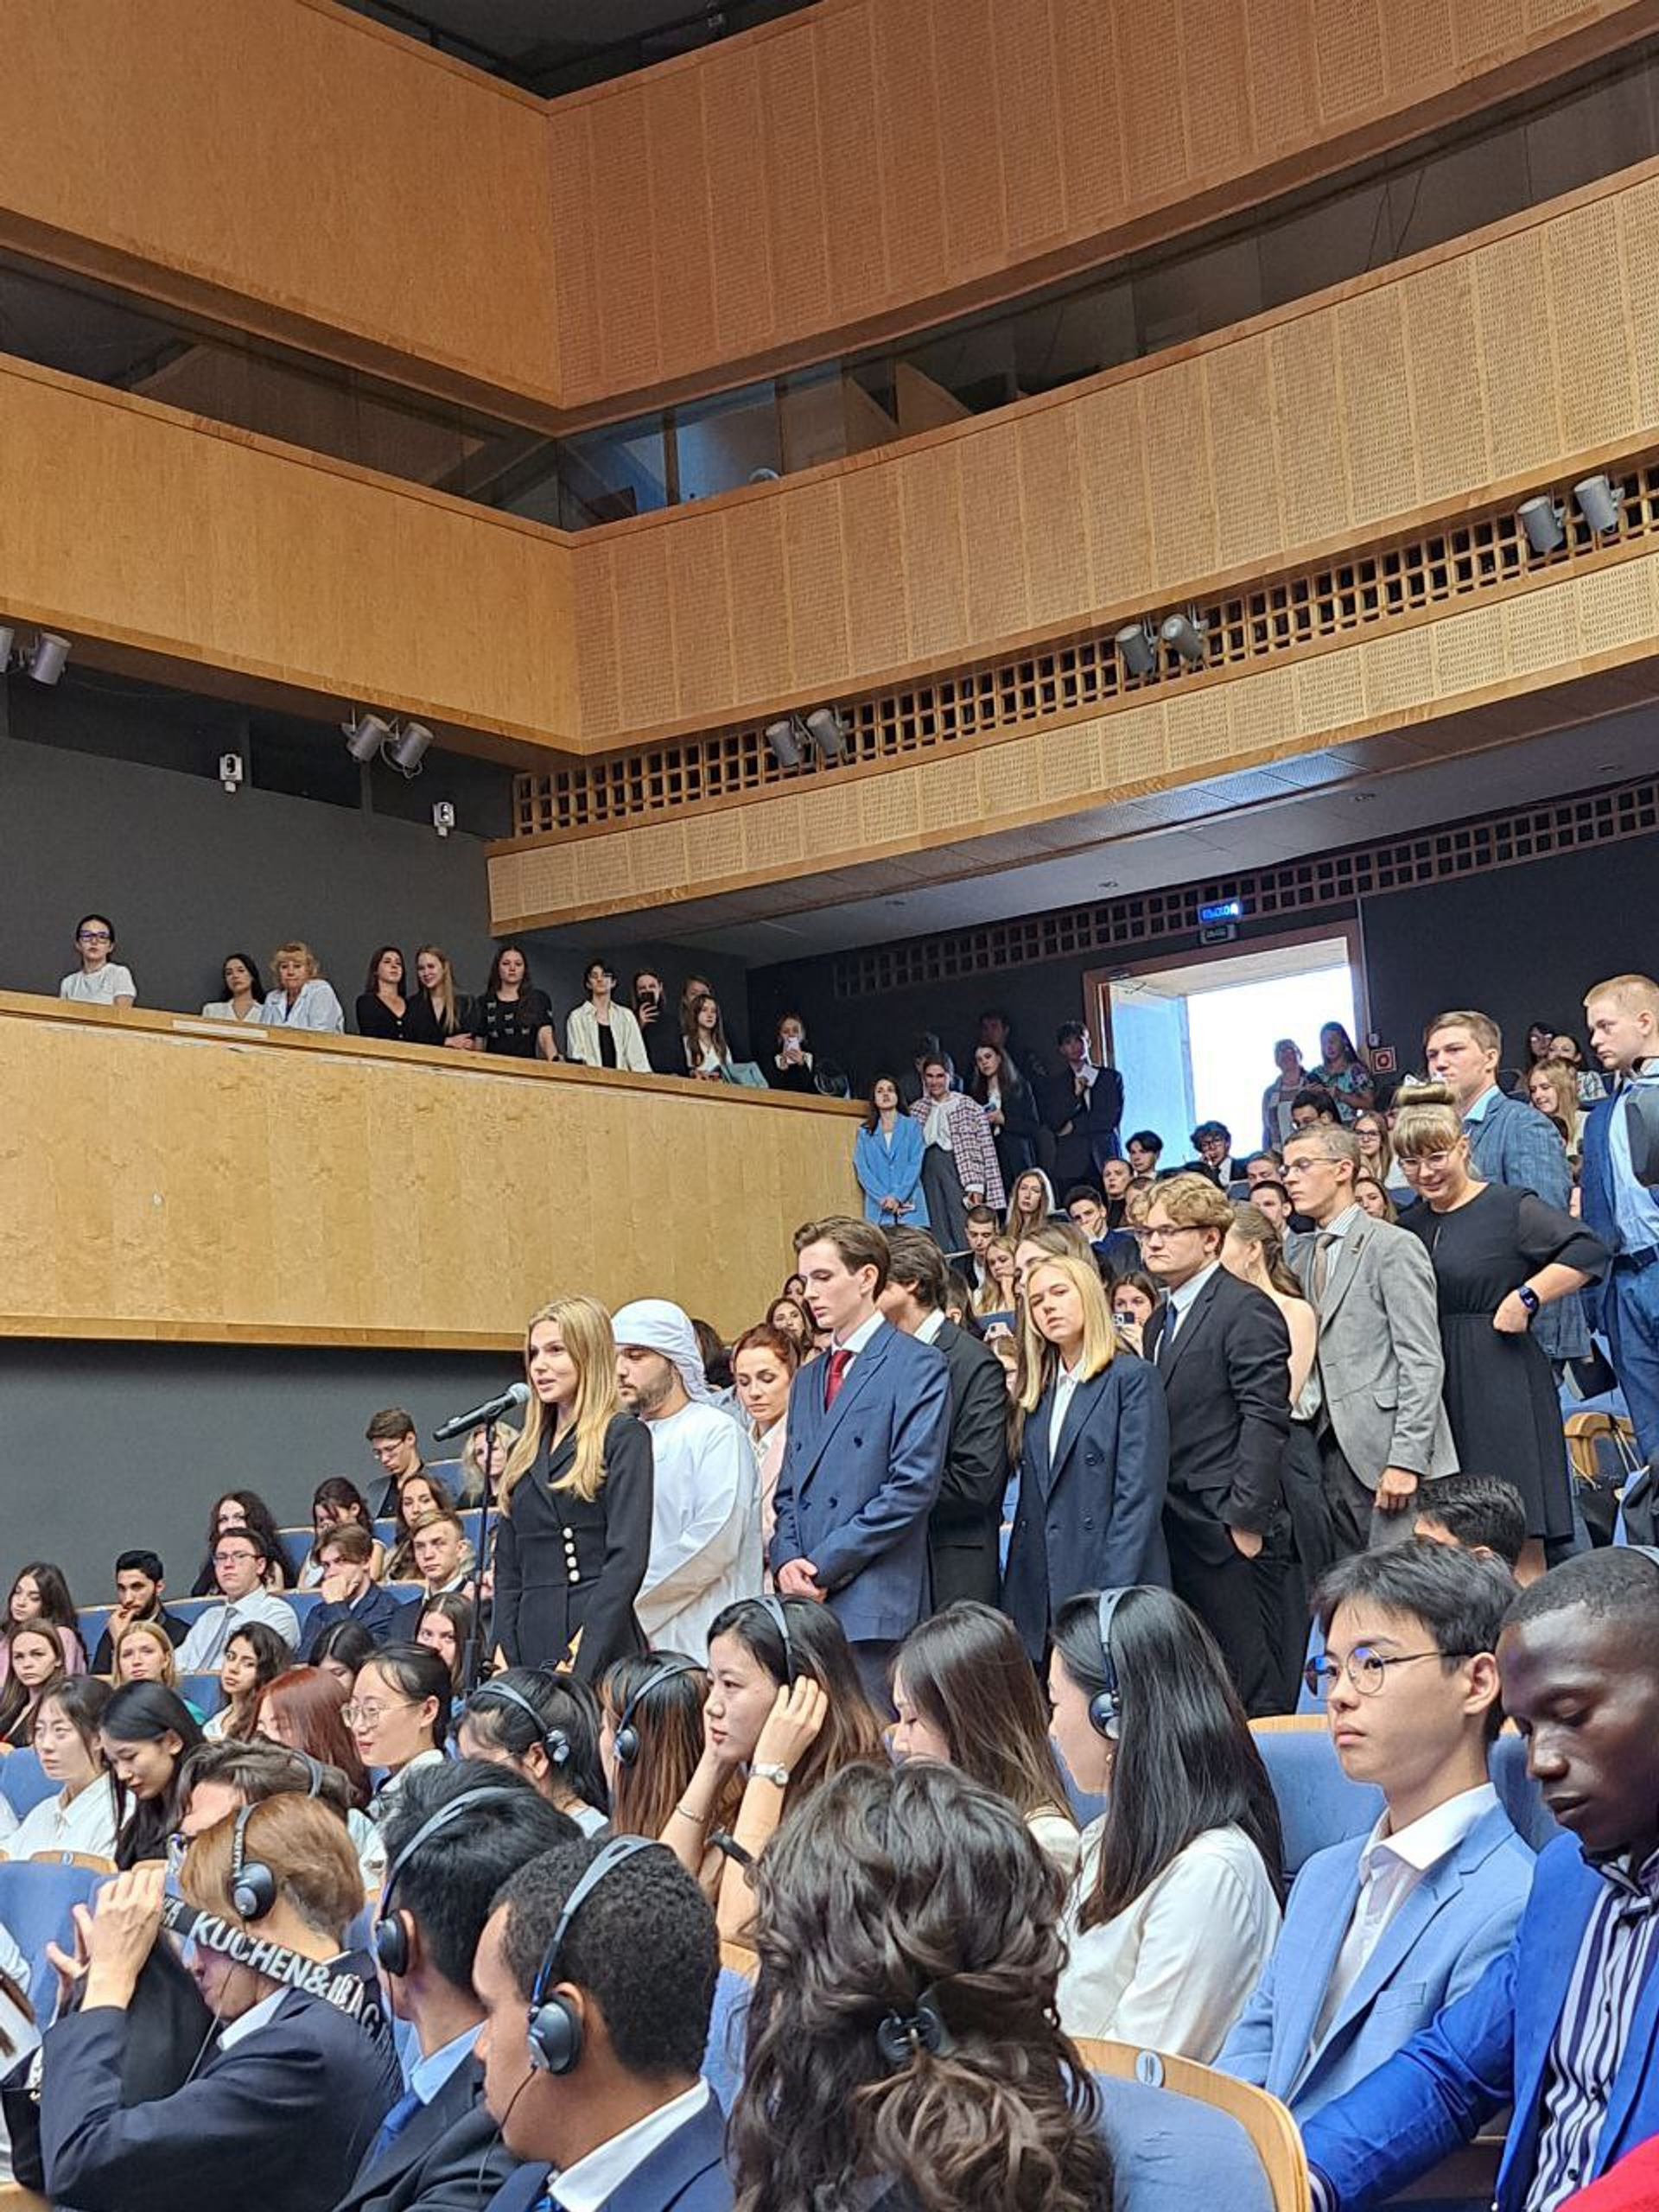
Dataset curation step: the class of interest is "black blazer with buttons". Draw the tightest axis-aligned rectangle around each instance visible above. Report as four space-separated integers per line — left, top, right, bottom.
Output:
493 1412 652 1682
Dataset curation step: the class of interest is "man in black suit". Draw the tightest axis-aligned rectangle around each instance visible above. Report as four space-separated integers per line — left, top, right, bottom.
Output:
1187 1120 1251 1197
1044 1020 1124 1192
880 1230 1010 1611
1142 1173 1297 1715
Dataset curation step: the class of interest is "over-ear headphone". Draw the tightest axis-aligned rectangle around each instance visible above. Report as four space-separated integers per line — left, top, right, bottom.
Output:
757 1593 797 1686
473 1679 570 1772
611 1660 705 1769
1088 1588 1132 1741
526 1836 658 2075
228 1752 327 1922
372 1785 526 1978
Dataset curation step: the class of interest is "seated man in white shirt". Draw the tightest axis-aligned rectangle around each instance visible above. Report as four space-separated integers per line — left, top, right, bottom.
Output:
176 1528 300 1673
474 1836 728 2212
613 1299 760 1659
1217 1541 1536 2120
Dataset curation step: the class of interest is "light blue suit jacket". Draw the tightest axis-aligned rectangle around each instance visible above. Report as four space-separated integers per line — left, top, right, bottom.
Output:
1302 1834 1659 2210
852 1116 930 1229
1217 1798 1533 2121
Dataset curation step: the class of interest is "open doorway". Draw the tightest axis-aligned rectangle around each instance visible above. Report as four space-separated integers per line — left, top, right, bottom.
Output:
1088 925 1366 1160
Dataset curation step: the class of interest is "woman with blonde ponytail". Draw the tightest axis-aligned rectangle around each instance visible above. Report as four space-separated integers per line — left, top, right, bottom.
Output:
730 1759 1113 2212
492 1295 653 1682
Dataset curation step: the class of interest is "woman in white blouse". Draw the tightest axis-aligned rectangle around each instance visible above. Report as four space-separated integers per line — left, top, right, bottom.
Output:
60 913 135 1008
257 940 345 1033
200 950 265 1023
1047 1585 1283 2060
0 1676 119 1862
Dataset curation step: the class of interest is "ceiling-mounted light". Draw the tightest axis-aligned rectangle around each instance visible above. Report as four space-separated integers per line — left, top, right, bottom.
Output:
27 632 69 685
804 706 848 762
1115 622 1157 678
765 716 804 769
1573 474 1622 535
342 711 392 762
1159 611 1208 666
1519 494 1565 555
386 719 434 773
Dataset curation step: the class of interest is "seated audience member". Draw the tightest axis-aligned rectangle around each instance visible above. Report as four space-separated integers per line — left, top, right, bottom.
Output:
112 1620 193 1704
355 944 410 1041
731 1323 798 1555
1188 1119 1247 1192
385 1471 463 1582
912 1053 1005 1252
1252 1178 1293 1230
1219 1543 1534 2118
38 1796 399 2212
257 939 346 1032
189 1491 292 1597
348 1761 576 2212
1005 1166 1058 1245
472 943 559 1060
1105 1269 1160 1357
300 1478 388 1587
1002 1256 1169 1664
253 1665 378 1874
177 1526 299 1672
403 943 476 1052
1413 1471 1530 1577
969 1234 1020 1322
389 1511 477 1632
416 1592 473 1689
60 911 136 1007
309 1618 379 1691
854 1073 930 1230
1529 1058 1582 1156
1100 1154 1134 1224
891 1600 1078 1874
961 1201 1001 1284
301 1522 400 1660
201 950 264 1024
665 1597 885 1938
348 1642 451 1819
103 1681 204 1867
599 1655 715 1879
1047 1586 1283 2057
0 1676 118 1860
1126 1128 1164 1184
365 1406 427 1516
203 1621 289 1741
1355 1173 1397 1222
1353 1109 1395 1187
683 990 736 1080
474 1836 724 2212
1064 1185 1140 1279
630 968 681 1076
731 1761 1112 2212
0 1623 67 1745
613 1299 763 1659
1290 1086 1342 1132
765 1294 814 1363
1012 1217 1101 1294
457 1417 515 1507
3 1560 86 1678
567 957 652 1071
459 1670 610 1836
91 1549 189 1672
1300 1549 1659 2210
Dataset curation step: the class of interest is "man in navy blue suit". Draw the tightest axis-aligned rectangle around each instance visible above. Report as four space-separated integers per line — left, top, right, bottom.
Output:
476 1838 728 2212
1301 1549 1659 2211
771 1217 950 1706
1581 975 1659 1499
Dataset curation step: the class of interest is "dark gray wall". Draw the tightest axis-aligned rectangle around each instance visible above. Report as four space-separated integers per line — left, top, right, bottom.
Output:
0 1343 516 1599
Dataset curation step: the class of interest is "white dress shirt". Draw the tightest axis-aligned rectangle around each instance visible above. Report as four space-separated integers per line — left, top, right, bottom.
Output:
922 1097 955 1150
177 1589 302 1672
216 1987 289 2053
0 1773 118 1863
1048 1359 1084 1458
551 2081 710 2212
635 1400 763 1656
830 1309 886 1368
1309 1782 1497 2050
914 1309 947 1346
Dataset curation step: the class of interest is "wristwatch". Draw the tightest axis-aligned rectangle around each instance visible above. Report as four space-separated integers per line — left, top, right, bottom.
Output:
752 1761 791 1789
1516 1286 1541 1319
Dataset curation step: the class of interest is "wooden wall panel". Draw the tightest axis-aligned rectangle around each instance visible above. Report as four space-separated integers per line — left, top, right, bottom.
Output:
0 358 580 750
0 998 861 1346
576 162 1659 743
0 0 560 408
546 0 1657 412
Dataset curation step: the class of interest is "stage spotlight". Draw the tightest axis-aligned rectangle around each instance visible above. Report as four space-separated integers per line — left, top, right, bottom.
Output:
387 719 434 773
765 716 804 769
1519 495 1565 555
1159 612 1208 665
27 632 69 685
1573 474 1622 534
342 712 392 762
1115 622 1157 678
804 706 848 762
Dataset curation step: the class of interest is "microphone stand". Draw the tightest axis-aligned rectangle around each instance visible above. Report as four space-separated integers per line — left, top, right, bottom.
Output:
461 1414 499 1697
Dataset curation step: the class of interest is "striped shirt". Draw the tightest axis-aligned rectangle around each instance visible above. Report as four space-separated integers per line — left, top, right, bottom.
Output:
1525 1847 1659 2211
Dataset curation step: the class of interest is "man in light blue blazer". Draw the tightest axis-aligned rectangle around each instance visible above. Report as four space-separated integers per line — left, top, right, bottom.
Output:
1220 1541 1534 2120
772 1217 950 1703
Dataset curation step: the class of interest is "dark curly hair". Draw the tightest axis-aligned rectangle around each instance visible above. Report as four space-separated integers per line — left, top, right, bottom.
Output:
729 1761 1112 2212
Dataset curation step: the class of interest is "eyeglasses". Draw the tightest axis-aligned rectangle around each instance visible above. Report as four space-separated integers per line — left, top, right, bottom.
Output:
213 1548 258 1567
76 929 112 943
341 1697 414 1728
1399 1151 1457 1173
1140 1224 1200 1244
1304 1647 1464 1699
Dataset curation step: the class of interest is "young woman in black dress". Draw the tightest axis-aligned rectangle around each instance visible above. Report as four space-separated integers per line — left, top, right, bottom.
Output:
355 944 409 1041
492 1294 652 1683
471 944 560 1062
1393 1084 1608 1580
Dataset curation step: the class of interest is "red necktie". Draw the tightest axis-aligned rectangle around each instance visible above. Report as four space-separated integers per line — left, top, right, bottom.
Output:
825 1348 852 1408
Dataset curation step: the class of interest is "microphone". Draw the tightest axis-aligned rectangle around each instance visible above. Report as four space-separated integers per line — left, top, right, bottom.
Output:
433 1381 530 1443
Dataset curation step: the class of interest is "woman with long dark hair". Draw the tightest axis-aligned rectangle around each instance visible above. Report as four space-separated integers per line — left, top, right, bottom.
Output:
730 1761 1113 2212
889 1601 1077 1874
299 1478 387 1589
102 1682 203 1869
597 1654 717 1870
354 944 409 1041
1316 1020 1374 1121
1046 1586 1282 2057
203 1621 290 1742
456 1668 609 1834
970 1043 1042 1191
200 950 265 1025
470 943 558 1060
3 1561 86 1679
0 1676 117 1860
383 1470 461 1582
683 991 734 1080
415 1592 473 1688
0 1624 67 1747
853 1074 929 1228
190 1491 290 1596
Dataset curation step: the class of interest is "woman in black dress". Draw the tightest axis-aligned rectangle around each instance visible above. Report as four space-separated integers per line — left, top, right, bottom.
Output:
493 1294 652 1683
471 943 560 1061
969 1041 1043 1189
1393 1085 1607 1579
355 944 409 1041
